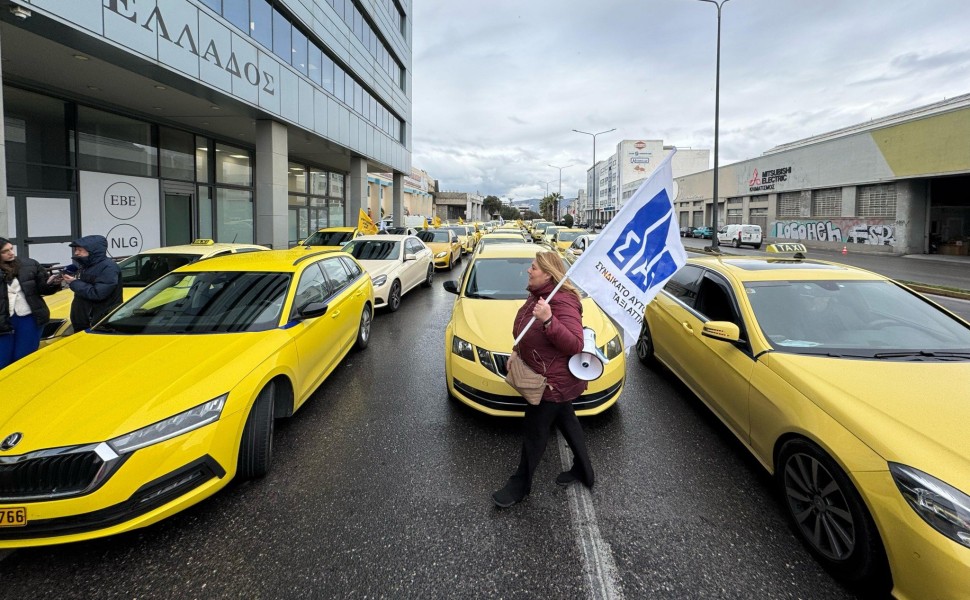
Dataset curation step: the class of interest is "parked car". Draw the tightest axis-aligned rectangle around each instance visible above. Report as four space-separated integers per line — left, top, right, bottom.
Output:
635 243 970 598
679 226 693 237
690 226 713 239
717 224 763 249
0 248 374 548
341 234 434 311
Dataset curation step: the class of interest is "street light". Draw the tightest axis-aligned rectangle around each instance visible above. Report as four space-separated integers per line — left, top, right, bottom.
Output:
573 127 615 230
548 163 567 222
697 0 729 252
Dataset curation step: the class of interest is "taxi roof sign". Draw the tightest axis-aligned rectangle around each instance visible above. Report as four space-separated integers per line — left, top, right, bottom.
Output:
766 242 807 258
191 239 215 245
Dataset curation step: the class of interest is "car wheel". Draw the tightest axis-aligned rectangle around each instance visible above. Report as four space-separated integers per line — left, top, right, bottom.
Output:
422 264 434 288
732 238 740 248
753 243 761 250
777 439 890 589
635 321 656 367
237 381 275 479
388 280 402 312
355 305 372 350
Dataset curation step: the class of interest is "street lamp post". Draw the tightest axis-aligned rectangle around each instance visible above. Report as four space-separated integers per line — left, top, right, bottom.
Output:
697 0 729 252
548 163 567 222
573 128 615 231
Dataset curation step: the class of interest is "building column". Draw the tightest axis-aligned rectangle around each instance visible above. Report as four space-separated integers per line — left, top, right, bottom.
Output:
393 172 404 226
348 157 367 226
255 120 288 249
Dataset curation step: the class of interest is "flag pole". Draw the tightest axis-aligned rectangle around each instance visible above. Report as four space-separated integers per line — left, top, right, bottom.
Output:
512 276 569 347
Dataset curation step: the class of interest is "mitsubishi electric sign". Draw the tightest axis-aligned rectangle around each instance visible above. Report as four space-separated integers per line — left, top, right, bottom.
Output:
79 172 160 258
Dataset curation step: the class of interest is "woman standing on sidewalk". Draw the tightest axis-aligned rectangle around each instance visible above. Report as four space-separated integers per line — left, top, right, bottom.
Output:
0 238 61 369
492 251 595 508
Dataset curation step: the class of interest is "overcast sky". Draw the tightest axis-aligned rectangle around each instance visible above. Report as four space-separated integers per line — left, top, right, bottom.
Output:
410 0 970 202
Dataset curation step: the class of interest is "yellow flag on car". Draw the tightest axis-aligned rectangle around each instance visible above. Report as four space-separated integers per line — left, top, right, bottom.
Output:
458 216 464 224
358 209 379 235
432 216 442 228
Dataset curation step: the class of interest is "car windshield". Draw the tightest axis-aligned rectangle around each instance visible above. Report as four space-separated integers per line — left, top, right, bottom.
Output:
304 230 352 246
480 237 526 247
464 256 579 300
442 227 467 236
557 231 584 242
746 279 970 356
118 253 197 286
342 240 400 260
418 230 451 243
96 271 291 334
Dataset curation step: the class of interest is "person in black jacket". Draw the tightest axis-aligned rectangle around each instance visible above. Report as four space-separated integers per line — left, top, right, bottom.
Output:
61 235 123 332
0 238 62 369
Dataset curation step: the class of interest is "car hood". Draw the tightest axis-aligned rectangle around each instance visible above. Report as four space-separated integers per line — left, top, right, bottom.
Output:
765 353 970 487
356 259 403 278
425 242 452 253
0 331 288 451
452 297 619 352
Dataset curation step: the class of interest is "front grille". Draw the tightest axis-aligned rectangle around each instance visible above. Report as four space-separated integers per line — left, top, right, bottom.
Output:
0 451 102 499
492 352 510 376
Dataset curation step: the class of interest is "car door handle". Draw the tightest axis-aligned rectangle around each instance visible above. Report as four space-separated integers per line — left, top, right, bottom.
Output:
331 310 341 318
682 321 694 334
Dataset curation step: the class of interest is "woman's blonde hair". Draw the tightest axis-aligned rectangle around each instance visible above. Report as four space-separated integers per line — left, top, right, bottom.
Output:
535 251 581 300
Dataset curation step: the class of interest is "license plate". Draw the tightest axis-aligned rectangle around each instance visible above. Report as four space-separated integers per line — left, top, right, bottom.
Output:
0 507 27 527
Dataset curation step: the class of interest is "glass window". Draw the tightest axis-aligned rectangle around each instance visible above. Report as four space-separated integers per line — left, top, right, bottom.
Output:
224 1 248 34
216 187 253 243
309 168 328 195
308 44 323 86
291 28 308 74
77 105 156 177
198 185 213 238
292 263 330 316
159 127 195 181
250 0 273 48
328 198 344 227
272 8 291 60
334 65 345 101
320 256 353 292
329 172 344 198
3 86 73 167
195 137 210 182
288 162 306 192
320 54 335 93
200 0 221 12
215 143 252 186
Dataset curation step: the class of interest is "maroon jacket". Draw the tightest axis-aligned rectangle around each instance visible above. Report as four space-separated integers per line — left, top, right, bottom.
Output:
512 280 587 402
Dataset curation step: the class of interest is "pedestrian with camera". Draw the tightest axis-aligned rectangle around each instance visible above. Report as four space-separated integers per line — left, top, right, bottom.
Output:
491 251 595 508
0 238 62 369
62 235 123 332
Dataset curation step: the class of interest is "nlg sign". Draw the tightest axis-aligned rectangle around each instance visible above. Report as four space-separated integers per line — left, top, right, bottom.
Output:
106 223 144 257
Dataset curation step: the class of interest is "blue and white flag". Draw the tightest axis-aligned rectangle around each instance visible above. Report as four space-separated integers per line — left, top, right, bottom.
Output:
566 151 687 347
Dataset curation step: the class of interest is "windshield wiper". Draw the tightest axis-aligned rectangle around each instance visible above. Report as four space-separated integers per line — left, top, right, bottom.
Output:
91 323 119 333
873 350 970 360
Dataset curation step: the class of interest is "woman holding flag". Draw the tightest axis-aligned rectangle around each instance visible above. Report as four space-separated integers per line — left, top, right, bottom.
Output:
491 252 594 508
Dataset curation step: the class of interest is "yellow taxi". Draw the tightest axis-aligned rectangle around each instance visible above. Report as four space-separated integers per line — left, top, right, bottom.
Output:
475 232 532 253
551 228 589 253
635 243 970 598
0 248 374 547
302 226 361 251
441 225 476 255
40 240 268 345
443 244 624 417
417 229 462 270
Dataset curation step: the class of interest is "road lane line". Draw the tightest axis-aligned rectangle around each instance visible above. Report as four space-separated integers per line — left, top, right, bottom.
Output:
558 432 625 600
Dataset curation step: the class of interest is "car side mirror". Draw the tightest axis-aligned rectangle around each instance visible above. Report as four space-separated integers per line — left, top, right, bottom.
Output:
404 253 417 262
443 280 459 295
701 321 740 343
299 301 329 319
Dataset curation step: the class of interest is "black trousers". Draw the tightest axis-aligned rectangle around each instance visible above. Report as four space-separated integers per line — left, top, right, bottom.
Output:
504 401 594 500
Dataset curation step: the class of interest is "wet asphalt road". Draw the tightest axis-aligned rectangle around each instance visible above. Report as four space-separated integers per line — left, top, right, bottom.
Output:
0 262 863 599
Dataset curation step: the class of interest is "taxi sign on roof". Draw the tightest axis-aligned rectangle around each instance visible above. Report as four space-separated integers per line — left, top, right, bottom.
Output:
191 239 215 245
766 242 807 255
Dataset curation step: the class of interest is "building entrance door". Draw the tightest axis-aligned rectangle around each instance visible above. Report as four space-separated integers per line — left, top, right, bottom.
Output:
6 193 75 266
162 182 195 246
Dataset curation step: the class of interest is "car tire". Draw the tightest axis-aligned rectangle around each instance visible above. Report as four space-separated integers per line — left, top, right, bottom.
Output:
635 321 656 367
421 264 434 288
753 243 762 250
354 305 372 351
776 439 891 591
237 382 275 479
388 280 402 312
733 238 741 248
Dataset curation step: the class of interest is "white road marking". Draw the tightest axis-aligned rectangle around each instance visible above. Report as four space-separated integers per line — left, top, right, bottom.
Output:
558 432 625 600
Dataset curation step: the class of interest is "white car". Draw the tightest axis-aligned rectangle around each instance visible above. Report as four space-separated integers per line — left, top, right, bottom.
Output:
341 235 434 311
716 224 763 249
564 234 599 263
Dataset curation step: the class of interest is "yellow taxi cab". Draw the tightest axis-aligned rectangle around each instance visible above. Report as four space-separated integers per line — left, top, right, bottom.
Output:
442 244 624 417
475 232 532 253
530 221 552 241
40 240 268 346
0 248 374 547
302 227 361 251
634 243 970 598
417 228 462 270
441 225 476 255
551 228 589 253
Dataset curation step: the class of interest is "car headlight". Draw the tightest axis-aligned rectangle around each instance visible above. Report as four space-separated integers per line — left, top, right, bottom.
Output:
108 394 228 455
435 251 448 258
602 334 622 360
476 347 499 374
890 463 970 548
371 274 387 287
451 335 475 361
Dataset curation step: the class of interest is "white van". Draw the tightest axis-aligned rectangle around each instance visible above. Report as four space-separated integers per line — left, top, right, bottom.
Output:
717 224 763 249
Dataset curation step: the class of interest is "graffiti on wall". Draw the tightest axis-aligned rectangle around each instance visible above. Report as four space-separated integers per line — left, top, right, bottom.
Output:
772 220 896 245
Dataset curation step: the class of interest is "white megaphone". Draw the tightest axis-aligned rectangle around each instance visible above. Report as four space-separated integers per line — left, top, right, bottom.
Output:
568 327 610 381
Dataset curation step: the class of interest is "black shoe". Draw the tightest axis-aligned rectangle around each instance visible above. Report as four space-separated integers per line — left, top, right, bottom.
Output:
491 487 520 508
555 471 579 486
